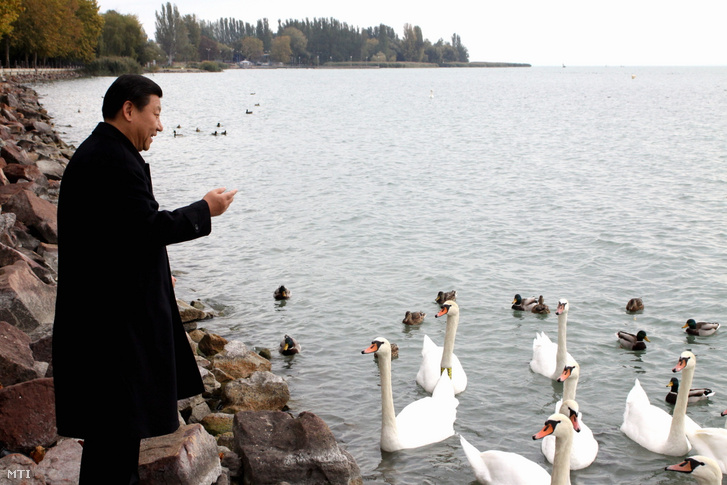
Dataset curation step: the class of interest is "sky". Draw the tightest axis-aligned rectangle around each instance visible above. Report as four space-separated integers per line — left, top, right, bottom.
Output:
95 0 727 66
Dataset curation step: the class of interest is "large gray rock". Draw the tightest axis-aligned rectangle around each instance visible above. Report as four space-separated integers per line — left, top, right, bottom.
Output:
0 453 46 484
0 261 56 334
0 378 58 452
1 187 57 244
212 340 271 379
35 438 82 484
234 411 362 485
221 371 289 413
139 423 221 485
0 320 40 386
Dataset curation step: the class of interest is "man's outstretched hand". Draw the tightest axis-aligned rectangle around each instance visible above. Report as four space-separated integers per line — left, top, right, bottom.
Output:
204 187 238 216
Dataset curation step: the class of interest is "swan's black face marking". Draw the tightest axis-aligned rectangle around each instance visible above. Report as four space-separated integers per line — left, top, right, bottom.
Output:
436 305 451 318
665 457 705 474
533 419 561 440
673 355 691 373
558 366 574 382
567 408 581 432
362 340 383 354
555 300 567 315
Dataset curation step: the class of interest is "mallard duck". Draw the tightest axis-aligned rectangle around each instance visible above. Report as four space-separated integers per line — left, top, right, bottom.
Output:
626 298 644 312
512 294 537 311
435 290 456 305
279 334 301 355
402 311 426 325
684 319 720 336
273 285 291 300
617 330 650 350
666 377 715 405
531 295 550 314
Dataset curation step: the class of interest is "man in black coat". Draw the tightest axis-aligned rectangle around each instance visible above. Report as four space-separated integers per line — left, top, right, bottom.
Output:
52 74 237 484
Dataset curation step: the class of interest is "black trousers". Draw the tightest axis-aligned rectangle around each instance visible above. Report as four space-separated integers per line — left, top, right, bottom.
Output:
79 433 141 485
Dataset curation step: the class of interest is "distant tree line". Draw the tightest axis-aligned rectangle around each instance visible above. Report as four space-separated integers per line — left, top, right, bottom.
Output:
0 0 469 69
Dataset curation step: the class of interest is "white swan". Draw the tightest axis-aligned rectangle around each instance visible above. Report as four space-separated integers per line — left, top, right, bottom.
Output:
416 300 467 394
459 435 551 485
541 361 598 469
362 337 458 452
666 456 723 484
534 412 576 485
621 350 701 456
530 299 576 380
460 412 575 485
686 410 727 474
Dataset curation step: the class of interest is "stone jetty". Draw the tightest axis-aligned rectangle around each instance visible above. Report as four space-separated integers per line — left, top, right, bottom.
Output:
0 74 361 485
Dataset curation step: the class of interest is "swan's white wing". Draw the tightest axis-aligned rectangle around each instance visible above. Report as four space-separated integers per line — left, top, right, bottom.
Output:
621 379 690 455
416 336 467 394
530 332 557 378
688 428 727 474
461 435 550 485
542 407 598 470
395 376 458 450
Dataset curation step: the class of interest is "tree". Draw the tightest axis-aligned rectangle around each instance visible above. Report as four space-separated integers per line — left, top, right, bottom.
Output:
155 2 188 65
452 33 468 62
280 26 307 58
74 0 104 63
180 14 200 61
99 11 147 62
401 23 424 62
270 35 291 63
240 36 263 62
0 0 23 67
11 0 80 66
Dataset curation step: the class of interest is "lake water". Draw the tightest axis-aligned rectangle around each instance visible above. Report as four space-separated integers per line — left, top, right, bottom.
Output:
33 66 727 484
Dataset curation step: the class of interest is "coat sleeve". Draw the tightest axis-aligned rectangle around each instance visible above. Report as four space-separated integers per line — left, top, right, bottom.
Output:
106 149 212 247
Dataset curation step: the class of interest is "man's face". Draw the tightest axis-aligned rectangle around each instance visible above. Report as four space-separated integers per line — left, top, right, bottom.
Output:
131 95 163 151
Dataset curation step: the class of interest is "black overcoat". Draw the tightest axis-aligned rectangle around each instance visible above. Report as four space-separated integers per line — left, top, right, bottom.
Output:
52 122 207 439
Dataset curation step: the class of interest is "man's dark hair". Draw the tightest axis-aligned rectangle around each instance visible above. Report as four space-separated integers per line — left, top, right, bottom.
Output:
102 74 163 120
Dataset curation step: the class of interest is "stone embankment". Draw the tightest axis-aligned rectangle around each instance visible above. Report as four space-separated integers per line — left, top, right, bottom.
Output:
0 73 361 485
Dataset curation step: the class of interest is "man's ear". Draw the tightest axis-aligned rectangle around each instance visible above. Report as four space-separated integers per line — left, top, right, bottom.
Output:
120 100 135 122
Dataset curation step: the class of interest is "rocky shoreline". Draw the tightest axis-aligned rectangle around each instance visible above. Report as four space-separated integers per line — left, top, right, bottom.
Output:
0 73 362 485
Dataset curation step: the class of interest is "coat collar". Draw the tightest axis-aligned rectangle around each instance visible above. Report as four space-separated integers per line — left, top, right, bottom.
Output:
93 122 154 192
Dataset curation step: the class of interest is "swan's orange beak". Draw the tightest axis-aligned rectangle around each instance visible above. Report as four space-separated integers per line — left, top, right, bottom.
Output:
532 420 556 440
555 302 566 315
557 366 573 382
721 409 727 417
666 458 701 473
436 306 450 318
673 356 689 373
569 412 581 432
362 341 380 354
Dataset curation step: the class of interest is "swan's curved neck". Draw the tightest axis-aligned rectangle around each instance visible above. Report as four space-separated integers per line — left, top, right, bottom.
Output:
667 363 695 449
551 429 573 485
563 370 579 402
377 352 399 451
440 311 459 370
554 311 568 377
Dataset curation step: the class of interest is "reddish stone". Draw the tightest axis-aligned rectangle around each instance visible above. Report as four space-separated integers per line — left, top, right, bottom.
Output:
2 187 57 244
0 378 58 452
0 320 40 386
233 411 362 485
3 163 43 183
0 261 57 334
1 142 31 165
139 424 221 485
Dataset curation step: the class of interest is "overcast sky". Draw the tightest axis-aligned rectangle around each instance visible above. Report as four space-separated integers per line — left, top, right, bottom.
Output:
96 0 727 66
